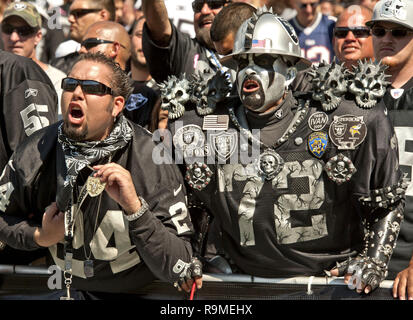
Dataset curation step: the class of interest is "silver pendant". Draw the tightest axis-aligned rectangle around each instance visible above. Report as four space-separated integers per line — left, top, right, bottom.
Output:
258 149 284 181
84 259 94 278
60 286 74 300
86 176 106 197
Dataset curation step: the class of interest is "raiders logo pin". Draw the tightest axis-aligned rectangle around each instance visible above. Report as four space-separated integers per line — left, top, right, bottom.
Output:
210 130 238 161
258 148 284 181
308 131 328 158
324 153 357 185
173 125 206 158
185 162 213 190
329 115 367 150
308 112 328 131
86 176 106 197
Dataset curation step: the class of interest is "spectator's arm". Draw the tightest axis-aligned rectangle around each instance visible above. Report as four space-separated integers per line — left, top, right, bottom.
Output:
142 0 173 46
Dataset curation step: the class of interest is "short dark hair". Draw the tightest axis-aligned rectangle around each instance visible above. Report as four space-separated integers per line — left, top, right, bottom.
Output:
210 2 256 42
75 52 133 100
94 0 116 21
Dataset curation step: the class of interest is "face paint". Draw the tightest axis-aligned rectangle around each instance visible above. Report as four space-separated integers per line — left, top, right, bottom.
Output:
236 53 288 113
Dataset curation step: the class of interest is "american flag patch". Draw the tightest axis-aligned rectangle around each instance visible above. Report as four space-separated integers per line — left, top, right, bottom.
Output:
202 115 229 131
252 39 266 48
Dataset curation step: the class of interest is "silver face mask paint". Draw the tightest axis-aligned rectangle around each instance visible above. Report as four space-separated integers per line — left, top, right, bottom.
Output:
236 53 289 113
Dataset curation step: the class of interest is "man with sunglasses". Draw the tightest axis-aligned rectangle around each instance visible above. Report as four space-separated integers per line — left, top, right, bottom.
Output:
142 0 231 84
333 5 374 69
289 0 336 64
365 0 413 300
0 52 200 298
80 20 160 130
51 0 116 74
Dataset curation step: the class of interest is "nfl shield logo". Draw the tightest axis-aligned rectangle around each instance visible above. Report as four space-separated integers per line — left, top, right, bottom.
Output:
308 131 328 158
210 131 237 161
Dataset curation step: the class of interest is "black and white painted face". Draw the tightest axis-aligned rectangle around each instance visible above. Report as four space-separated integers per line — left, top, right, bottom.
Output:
236 53 288 113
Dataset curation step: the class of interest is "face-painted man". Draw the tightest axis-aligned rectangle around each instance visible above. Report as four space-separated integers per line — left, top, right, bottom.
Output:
221 12 310 114
236 53 293 113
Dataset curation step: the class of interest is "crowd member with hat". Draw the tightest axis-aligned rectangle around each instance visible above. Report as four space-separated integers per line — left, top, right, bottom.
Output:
1 1 66 118
364 0 413 300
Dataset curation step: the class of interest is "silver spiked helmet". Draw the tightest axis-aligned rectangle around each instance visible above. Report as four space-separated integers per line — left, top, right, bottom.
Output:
220 6 311 71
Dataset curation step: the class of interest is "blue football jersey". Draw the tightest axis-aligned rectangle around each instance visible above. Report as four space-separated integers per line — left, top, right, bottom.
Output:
289 13 336 64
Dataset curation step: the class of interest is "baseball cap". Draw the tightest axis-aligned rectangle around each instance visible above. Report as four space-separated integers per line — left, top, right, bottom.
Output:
366 0 413 30
2 1 42 28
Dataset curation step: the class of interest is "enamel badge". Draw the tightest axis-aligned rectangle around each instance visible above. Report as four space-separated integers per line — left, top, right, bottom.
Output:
308 131 328 158
329 115 367 150
308 112 328 131
324 153 357 184
185 162 213 190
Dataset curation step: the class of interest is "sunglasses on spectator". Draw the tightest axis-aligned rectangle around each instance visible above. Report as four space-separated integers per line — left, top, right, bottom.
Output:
69 8 101 19
81 38 127 50
62 77 113 95
299 2 319 9
1 24 36 37
191 0 230 13
334 27 371 38
371 26 413 38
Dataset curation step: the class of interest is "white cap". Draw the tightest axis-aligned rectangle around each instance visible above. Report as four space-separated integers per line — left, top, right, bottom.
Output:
366 0 413 30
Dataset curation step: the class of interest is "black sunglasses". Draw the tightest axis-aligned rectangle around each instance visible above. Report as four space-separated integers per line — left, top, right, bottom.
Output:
1 24 37 37
191 0 229 13
299 2 319 9
69 8 102 19
62 77 113 95
334 27 371 38
371 27 413 38
81 38 127 50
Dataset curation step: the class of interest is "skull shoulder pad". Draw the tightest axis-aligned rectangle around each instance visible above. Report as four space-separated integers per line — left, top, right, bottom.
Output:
159 73 192 120
190 70 231 116
311 61 349 112
348 60 391 109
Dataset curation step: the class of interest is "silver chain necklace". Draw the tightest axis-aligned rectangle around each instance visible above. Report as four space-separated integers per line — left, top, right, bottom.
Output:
227 98 310 180
228 98 310 149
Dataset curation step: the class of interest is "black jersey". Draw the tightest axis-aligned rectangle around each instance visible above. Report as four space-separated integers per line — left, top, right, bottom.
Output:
177 92 402 277
0 51 58 172
142 22 223 83
0 120 194 293
380 77 413 279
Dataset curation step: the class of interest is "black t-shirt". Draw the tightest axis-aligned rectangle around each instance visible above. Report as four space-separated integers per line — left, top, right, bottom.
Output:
123 81 160 129
142 22 222 83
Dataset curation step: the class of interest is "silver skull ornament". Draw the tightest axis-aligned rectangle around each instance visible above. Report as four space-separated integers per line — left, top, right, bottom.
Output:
311 62 348 111
348 60 390 109
160 74 191 119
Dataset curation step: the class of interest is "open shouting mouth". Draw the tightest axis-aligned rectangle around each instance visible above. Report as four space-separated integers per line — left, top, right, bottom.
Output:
242 79 260 94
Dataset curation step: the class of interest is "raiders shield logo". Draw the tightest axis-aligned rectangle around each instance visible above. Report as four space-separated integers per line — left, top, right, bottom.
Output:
210 130 237 161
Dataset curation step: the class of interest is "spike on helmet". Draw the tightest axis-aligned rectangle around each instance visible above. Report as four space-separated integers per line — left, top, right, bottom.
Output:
220 6 311 71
